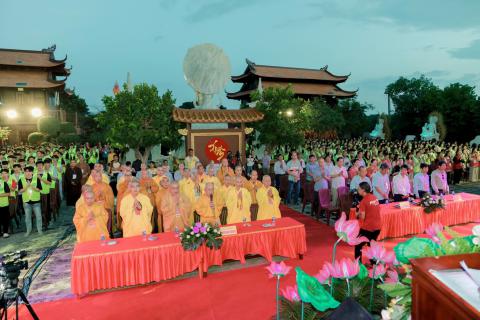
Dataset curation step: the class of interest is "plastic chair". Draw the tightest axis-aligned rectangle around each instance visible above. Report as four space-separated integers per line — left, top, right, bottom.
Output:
279 175 289 200
301 181 315 214
318 189 339 225
337 186 349 198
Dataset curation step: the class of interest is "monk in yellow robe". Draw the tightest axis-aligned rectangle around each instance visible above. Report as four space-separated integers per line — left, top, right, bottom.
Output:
120 179 153 237
216 158 234 185
160 182 192 232
116 169 133 229
179 169 196 205
219 175 233 207
91 171 114 211
194 182 223 225
195 164 207 191
244 170 263 220
204 165 221 190
85 163 110 185
234 165 249 186
226 176 252 224
75 185 93 210
73 189 109 243
257 175 281 220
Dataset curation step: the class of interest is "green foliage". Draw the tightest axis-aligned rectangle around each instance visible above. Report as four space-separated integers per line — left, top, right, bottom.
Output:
309 99 345 134
28 132 46 145
337 99 373 138
60 91 89 115
385 76 480 141
251 87 313 149
179 223 223 251
57 133 81 145
296 267 340 312
59 122 76 134
37 116 61 137
101 83 181 161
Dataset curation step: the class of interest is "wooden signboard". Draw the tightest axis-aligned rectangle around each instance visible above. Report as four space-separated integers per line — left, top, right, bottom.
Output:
187 128 245 165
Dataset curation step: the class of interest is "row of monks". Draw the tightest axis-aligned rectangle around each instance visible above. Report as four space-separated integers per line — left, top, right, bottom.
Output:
73 160 282 243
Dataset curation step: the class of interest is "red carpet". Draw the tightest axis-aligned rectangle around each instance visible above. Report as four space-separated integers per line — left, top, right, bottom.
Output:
13 206 476 320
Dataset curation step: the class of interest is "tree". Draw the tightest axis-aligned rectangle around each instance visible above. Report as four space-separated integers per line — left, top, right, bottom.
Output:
250 86 310 150
60 91 89 115
28 132 45 145
337 99 372 138
309 98 345 135
37 116 61 138
60 122 76 134
385 76 444 139
441 83 478 142
101 83 181 163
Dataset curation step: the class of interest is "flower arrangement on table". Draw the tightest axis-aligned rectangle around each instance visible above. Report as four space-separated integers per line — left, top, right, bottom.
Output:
419 193 445 213
179 222 223 251
265 212 480 320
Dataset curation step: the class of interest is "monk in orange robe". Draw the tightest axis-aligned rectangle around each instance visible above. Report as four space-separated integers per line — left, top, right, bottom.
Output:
85 163 110 185
73 189 109 243
204 165 221 190
90 171 115 233
216 158 234 185
155 176 170 231
234 165 249 186
160 182 192 232
244 170 263 221
256 175 281 220
116 169 133 229
194 182 223 225
120 179 153 237
139 169 159 206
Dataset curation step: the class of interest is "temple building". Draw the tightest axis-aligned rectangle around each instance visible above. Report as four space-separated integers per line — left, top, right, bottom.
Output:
227 59 356 105
0 45 69 143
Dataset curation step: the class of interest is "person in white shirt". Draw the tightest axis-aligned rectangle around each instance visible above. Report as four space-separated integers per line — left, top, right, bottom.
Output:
246 153 255 177
431 161 449 195
286 151 303 205
330 157 348 206
372 163 390 204
413 163 430 198
392 165 412 202
324 154 335 179
357 151 366 168
350 166 371 191
273 154 287 189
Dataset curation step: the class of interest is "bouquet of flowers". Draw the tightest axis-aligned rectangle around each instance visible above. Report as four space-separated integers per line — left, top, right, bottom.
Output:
419 193 445 213
179 222 223 251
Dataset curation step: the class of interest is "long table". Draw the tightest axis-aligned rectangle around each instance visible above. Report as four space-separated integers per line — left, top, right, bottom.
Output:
377 193 480 240
71 217 306 295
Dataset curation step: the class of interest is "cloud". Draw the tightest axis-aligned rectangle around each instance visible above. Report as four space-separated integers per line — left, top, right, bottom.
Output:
186 0 259 23
450 39 480 60
308 0 480 31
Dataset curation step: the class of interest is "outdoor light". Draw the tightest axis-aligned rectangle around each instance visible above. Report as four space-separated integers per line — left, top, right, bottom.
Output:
285 110 293 117
31 108 42 118
6 110 18 119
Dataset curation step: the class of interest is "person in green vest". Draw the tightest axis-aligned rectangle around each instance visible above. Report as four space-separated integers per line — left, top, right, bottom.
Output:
0 169 11 238
18 167 43 236
44 158 60 222
36 160 52 231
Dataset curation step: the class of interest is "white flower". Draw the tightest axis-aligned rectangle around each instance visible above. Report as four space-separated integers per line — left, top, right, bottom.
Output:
472 225 480 245
381 308 392 320
196 234 200 237
187 235 190 239
190 231 194 235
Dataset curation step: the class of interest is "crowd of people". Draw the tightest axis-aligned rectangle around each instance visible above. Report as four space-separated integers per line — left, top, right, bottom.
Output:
1 138 478 247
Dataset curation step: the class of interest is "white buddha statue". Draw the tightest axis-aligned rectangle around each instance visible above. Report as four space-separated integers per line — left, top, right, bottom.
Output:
370 118 385 139
420 116 439 141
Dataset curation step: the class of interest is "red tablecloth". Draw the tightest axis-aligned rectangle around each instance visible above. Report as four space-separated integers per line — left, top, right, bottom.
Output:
71 217 306 295
378 193 480 240
202 217 307 269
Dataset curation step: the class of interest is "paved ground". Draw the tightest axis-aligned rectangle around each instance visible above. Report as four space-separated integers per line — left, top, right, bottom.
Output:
1 181 479 304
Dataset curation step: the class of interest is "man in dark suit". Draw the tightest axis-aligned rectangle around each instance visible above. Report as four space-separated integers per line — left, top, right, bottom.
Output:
65 159 83 206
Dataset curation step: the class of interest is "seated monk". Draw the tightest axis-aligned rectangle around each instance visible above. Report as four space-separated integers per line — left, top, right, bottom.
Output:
73 189 109 243
194 182 223 225
256 175 282 221
226 176 252 224
216 158 234 185
85 163 110 185
120 179 153 238
160 182 192 232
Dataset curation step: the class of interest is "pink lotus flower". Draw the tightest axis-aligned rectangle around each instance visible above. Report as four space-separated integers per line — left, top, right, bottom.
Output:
425 222 443 244
281 285 300 302
335 212 369 245
385 269 399 284
314 264 331 284
363 240 396 264
266 261 292 278
368 263 386 279
326 258 360 279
